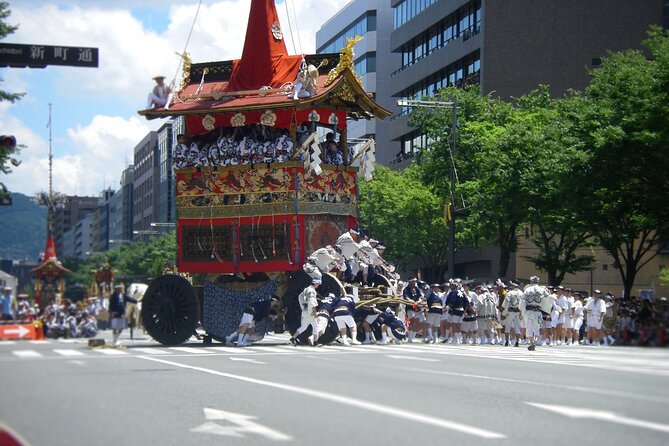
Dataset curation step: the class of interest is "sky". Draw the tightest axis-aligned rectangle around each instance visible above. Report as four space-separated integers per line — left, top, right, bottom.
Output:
0 0 350 197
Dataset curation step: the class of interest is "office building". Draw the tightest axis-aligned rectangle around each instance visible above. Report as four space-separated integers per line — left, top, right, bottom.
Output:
316 0 400 153
388 0 666 166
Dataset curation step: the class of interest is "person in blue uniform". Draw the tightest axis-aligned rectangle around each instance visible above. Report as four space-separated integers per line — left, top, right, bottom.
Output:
402 277 424 343
108 283 137 346
313 293 339 345
424 284 443 343
354 304 382 344
333 293 360 346
226 297 282 347
375 307 407 344
444 279 468 344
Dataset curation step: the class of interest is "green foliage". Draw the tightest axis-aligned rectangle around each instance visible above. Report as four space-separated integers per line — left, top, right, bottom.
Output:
0 2 25 202
660 267 669 287
63 233 177 287
574 26 669 296
358 164 448 281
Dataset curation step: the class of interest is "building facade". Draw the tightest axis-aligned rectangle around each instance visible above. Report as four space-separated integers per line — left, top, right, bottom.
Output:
52 195 98 257
132 132 158 240
388 0 666 165
316 0 400 154
156 121 175 225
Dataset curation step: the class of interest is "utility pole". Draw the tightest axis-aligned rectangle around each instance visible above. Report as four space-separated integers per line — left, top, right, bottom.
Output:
397 98 459 279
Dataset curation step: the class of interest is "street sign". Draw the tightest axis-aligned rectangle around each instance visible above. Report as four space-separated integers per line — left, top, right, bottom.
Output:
0 43 98 68
0 324 35 340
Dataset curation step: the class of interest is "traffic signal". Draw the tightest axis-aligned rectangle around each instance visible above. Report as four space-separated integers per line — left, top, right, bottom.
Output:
0 135 17 152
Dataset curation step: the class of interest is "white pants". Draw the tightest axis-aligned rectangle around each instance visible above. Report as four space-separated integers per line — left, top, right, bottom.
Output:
296 312 317 335
335 314 355 330
502 312 522 333
316 315 330 334
525 311 543 338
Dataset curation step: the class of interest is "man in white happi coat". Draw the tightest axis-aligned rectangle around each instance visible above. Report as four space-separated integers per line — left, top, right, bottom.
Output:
335 229 368 282
501 281 523 346
584 289 607 345
309 245 345 275
571 292 585 344
476 285 499 344
521 276 552 351
290 278 320 346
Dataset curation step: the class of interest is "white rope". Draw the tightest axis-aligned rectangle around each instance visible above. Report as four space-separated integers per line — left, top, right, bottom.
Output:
289 0 303 55
170 0 204 93
283 0 297 54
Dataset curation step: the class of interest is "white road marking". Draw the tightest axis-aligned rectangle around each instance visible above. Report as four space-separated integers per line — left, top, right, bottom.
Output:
139 355 505 439
388 364 669 405
0 341 16 346
95 348 130 355
528 402 669 434
248 346 288 353
229 357 267 365
28 340 50 345
192 408 291 441
53 349 85 357
131 348 173 355
210 346 247 353
13 350 42 358
169 347 216 354
386 355 439 362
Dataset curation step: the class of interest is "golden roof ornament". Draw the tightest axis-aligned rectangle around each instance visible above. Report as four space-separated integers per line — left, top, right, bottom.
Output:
325 35 363 87
175 51 192 95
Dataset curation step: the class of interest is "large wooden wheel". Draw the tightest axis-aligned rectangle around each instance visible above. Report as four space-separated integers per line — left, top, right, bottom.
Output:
141 274 199 345
282 271 345 334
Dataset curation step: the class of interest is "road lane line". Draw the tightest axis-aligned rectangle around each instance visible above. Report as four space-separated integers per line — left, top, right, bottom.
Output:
53 349 85 357
388 364 669 405
13 350 42 358
229 357 267 364
138 355 505 439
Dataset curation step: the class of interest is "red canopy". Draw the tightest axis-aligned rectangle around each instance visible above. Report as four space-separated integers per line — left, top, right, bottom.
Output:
228 0 302 92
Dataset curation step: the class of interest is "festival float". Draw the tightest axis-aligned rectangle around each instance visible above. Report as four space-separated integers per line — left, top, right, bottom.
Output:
138 0 395 345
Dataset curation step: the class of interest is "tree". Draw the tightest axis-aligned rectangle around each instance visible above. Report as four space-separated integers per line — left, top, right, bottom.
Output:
576 27 669 298
358 164 448 282
63 233 177 287
405 86 527 279
516 90 595 285
0 2 25 204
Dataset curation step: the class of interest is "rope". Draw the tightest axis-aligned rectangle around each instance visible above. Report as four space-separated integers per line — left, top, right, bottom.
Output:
170 0 204 93
283 0 297 54
289 0 303 55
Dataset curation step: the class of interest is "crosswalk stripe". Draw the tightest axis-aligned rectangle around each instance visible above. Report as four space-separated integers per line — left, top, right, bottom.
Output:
131 348 173 355
95 349 130 355
169 347 217 354
28 340 50 345
249 346 289 353
13 350 42 358
53 349 85 357
0 341 16 346
208 346 245 353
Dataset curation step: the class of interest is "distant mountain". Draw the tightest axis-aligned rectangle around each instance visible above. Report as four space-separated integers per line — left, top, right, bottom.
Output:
0 193 47 261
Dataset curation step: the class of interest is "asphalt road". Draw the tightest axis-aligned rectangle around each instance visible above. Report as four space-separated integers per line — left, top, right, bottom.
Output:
1 331 668 446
